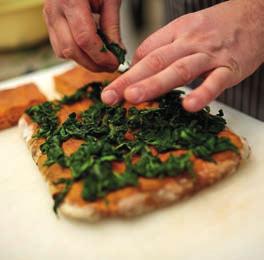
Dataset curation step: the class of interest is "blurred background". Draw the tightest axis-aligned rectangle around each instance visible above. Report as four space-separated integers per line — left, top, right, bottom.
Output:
0 0 165 82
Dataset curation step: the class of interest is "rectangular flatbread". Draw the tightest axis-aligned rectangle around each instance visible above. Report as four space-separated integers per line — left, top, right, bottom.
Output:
19 71 250 221
0 83 46 130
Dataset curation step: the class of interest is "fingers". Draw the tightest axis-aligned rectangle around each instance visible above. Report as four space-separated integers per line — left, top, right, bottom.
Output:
46 26 61 57
124 53 217 103
100 0 123 45
101 40 194 104
52 17 106 72
132 24 175 65
43 2 62 57
44 0 119 71
63 0 119 71
183 67 235 112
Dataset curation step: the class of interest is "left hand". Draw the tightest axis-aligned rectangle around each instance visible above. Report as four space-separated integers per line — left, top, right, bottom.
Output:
101 0 264 111
43 0 122 72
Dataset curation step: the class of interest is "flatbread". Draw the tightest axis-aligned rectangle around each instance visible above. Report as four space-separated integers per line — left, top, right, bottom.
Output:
0 83 46 130
19 97 250 221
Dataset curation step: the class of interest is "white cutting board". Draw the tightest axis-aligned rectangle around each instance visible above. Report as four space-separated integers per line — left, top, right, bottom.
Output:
0 63 264 260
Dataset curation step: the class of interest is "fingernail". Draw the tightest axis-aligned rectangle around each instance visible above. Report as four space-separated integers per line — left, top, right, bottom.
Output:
125 86 144 103
186 97 199 112
101 90 118 105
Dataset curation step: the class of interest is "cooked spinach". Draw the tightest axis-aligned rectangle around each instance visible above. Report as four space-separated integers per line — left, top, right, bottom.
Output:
26 85 238 213
60 82 103 105
26 101 61 138
129 150 193 178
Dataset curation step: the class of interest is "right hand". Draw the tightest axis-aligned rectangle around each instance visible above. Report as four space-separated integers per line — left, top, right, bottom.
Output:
102 0 264 111
43 0 122 72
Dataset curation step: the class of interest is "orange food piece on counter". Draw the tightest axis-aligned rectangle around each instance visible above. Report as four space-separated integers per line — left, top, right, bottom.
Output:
54 66 120 96
0 83 46 130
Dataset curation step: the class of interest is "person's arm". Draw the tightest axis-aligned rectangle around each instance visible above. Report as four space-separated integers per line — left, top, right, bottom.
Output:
43 0 122 72
102 0 264 112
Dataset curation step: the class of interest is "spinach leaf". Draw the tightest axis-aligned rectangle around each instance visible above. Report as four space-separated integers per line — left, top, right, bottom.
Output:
97 29 126 64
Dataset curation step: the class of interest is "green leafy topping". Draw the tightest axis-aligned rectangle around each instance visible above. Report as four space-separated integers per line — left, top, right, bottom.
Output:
192 134 238 161
82 160 138 201
26 102 61 138
97 29 126 64
60 82 103 104
26 85 239 213
126 91 236 159
130 150 193 178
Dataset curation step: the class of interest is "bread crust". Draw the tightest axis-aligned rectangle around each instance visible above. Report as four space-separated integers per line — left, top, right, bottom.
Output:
19 109 250 221
0 83 46 130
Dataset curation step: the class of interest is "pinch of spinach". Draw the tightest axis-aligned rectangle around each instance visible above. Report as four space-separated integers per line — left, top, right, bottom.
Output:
97 29 126 64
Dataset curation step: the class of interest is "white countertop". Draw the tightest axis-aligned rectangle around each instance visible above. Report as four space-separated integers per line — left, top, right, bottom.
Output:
0 63 264 260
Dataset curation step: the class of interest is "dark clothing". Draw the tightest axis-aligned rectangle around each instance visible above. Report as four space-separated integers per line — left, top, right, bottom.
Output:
165 0 264 121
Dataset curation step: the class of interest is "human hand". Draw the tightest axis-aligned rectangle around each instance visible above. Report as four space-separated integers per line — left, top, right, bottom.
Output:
102 0 264 111
43 0 122 72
